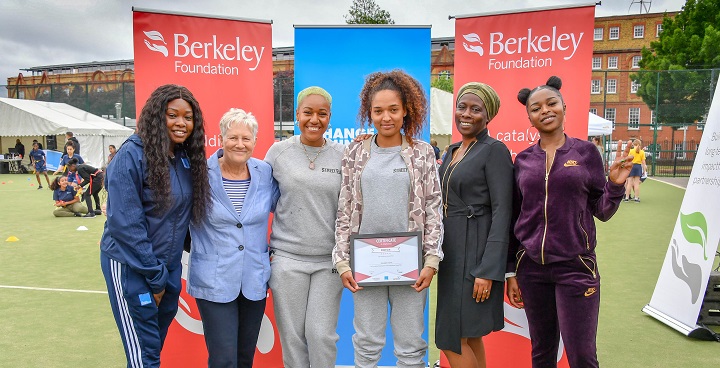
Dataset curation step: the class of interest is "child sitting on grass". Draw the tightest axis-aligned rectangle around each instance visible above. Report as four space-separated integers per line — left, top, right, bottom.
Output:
49 176 88 217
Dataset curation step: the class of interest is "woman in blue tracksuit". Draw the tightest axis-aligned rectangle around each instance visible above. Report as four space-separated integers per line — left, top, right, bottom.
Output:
99 84 210 368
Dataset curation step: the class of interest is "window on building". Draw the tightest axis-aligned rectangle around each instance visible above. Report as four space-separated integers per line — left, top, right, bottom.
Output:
630 79 640 93
632 55 642 68
609 26 620 40
674 143 686 159
439 70 450 80
592 57 601 69
634 25 645 38
608 56 618 69
656 24 663 37
590 108 598 115
591 80 601 94
594 27 603 40
606 79 617 94
605 108 616 129
651 110 662 130
628 108 640 129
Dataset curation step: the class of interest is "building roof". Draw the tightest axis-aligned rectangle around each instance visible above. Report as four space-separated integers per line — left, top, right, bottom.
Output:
21 59 135 74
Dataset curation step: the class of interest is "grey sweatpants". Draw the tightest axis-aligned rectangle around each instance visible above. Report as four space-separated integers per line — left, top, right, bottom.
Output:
353 285 428 368
269 253 343 368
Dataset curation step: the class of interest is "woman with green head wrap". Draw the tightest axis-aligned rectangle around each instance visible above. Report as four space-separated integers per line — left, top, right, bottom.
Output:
435 82 514 367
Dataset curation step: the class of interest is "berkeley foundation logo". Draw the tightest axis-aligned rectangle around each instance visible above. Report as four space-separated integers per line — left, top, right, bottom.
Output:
462 33 484 56
143 30 169 57
670 211 708 304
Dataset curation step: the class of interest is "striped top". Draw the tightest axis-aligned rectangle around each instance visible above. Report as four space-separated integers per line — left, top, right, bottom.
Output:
222 177 250 215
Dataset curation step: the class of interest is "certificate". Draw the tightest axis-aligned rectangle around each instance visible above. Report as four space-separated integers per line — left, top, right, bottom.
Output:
349 231 423 286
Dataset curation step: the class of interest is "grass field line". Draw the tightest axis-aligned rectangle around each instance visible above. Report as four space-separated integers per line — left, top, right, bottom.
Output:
0 284 107 294
648 177 688 190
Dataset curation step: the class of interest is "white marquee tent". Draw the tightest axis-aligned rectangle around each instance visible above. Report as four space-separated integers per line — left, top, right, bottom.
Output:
0 98 134 168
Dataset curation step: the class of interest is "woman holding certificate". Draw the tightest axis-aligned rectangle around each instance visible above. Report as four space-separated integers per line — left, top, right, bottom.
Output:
435 82 513 367
333 70 443 368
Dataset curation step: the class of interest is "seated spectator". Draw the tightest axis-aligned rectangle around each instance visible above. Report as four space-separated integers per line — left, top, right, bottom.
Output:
67 158 104 217
49 176 88 217
54 142 84 175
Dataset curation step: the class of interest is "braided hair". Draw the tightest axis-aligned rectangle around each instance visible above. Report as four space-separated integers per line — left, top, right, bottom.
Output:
136 84 210 222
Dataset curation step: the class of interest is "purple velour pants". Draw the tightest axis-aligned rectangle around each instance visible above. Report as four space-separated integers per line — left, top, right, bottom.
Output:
517 252 601 368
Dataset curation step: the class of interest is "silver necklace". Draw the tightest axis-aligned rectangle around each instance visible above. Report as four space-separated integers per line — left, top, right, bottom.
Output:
300 137 326 170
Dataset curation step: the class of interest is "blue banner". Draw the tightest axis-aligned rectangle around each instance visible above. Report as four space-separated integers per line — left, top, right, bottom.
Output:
294 26 431 144
294 26 431 366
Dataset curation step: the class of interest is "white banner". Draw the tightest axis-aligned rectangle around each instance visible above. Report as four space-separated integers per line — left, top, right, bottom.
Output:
643 77 720 340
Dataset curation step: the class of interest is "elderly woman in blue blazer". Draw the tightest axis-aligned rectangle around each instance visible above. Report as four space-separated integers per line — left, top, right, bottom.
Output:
187 108 279 368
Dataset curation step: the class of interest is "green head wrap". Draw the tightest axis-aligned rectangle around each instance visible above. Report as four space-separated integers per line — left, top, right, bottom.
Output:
457 82 501 121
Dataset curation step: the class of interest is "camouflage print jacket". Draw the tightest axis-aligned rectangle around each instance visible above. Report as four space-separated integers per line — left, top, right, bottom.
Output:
333 135 444 276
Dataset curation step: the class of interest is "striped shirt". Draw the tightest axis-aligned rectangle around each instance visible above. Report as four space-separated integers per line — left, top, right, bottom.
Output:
222 177 250 215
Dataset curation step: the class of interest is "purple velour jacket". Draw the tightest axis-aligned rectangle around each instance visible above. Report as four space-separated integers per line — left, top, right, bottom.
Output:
507 135 625 272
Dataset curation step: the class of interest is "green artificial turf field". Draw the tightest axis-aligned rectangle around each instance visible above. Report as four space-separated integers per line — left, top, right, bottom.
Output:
1 174 718 367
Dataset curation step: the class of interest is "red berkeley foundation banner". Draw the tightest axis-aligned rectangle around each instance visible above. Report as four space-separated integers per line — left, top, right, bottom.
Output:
451 4 596 367
453 4 595 159
132 9 281 367
133 8 274 157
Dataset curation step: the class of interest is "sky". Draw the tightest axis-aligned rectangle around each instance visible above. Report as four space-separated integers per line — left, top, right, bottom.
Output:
0 0 686 85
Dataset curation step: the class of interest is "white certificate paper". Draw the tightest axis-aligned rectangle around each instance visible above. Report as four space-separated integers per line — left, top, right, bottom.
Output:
350 232 422 286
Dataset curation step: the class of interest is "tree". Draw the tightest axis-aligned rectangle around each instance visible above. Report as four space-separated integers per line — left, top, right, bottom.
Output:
431 76 454 93
632 0 720 129
344 0 395 24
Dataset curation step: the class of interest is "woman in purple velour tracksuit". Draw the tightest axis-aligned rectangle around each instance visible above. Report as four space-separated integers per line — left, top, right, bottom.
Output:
505 76 635 368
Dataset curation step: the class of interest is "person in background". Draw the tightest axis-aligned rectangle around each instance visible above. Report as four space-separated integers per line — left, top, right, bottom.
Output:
15 139 25 160
188 108 279 368
441 145 450 162
435 82 513 367
100 84 210 368
67 158 104 217
265 86 345 368
49 175 87 217
54 142 84 175
624 139 647 203
592 136 605 172
506 76 632 368
431 138 441 160
32 139 43 150
334 70 443 368
63 131 80 155
29 142 50 189
107 144 117 164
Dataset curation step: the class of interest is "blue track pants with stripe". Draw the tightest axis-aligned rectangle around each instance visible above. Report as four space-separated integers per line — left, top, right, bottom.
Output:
101 253 182 368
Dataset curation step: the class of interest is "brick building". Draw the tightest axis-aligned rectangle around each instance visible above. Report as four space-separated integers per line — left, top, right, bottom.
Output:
590 11 704 150
6 60 134 100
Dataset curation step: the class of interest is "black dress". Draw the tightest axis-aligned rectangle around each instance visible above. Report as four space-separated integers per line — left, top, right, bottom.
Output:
434 129 513 354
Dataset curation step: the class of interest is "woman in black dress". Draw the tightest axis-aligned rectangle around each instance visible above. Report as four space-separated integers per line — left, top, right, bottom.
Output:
435 82 513 367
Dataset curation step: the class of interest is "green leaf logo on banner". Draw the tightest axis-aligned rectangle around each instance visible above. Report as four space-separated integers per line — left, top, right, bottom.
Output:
680 212 708 260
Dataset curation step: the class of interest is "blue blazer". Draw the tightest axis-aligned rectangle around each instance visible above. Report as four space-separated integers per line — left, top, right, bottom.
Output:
187 150 279 303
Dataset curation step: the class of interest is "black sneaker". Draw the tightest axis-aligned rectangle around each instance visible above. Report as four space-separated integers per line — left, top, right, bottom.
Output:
623 198 629 202
37 185 43 190
73 212 82 217
94 209 102 215
634 198 640 203
83 212 96 218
